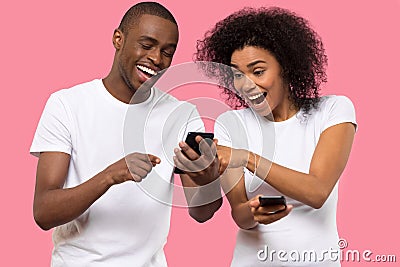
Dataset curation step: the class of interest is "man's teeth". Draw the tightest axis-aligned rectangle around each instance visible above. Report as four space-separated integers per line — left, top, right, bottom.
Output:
248 93 264 101
137 65 157 76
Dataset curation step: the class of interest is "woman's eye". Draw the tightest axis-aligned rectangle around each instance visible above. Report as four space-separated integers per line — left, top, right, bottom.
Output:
254 70 265 76
233 73 244 79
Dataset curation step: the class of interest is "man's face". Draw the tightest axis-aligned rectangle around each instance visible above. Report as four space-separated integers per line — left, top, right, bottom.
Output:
114 14 179 93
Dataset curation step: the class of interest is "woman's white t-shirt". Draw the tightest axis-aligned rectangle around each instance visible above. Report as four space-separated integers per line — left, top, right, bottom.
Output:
214 95 357 267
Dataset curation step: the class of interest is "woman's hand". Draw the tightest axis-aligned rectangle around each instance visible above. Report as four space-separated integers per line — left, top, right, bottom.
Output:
217 145 249 174
248 195 293 225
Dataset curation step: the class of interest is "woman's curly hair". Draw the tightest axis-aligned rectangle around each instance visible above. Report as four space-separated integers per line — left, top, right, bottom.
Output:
195 7 328 113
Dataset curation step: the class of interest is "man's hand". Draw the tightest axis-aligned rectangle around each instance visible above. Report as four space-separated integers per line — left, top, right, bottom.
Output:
33 152 160 230
104 152 161 184
174 136 220 186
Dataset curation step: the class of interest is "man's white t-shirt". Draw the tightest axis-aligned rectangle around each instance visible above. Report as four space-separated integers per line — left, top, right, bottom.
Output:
30 79 204 267
214 95 356 267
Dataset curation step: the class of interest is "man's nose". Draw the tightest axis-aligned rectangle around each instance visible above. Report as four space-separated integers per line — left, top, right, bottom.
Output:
147 49 161 66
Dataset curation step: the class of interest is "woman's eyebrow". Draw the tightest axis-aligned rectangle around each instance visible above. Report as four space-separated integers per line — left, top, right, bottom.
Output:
246 60 267 68
230 60 267 69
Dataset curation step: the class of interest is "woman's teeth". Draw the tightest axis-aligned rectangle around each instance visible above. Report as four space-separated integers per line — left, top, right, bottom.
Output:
248 92 267 104
137 65 157 77
248 92 264 100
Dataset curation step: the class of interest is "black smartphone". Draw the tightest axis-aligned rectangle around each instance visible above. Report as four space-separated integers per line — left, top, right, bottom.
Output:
259 196 287 214
174 132 214 174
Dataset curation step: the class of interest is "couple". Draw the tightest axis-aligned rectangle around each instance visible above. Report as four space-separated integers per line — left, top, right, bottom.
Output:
30 2 356 267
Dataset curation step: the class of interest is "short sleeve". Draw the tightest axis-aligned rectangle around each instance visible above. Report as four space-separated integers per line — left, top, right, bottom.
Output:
30 93 73 157
321 95 357 133
214 113 233 147
179 105 205 141
214 111 249 149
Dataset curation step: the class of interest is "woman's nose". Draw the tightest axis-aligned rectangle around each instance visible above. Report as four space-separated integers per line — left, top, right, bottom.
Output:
239 76 257 95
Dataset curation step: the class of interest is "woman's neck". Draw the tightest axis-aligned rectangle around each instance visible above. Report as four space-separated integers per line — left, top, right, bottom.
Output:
271 99 298 122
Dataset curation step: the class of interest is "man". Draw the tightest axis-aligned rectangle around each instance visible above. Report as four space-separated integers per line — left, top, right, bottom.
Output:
30 2 221 266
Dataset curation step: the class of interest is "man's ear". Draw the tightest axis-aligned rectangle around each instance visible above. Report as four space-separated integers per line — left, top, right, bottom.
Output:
112 29 124 50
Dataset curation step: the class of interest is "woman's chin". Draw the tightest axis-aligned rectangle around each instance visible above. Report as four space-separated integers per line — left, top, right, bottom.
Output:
250 99 271 117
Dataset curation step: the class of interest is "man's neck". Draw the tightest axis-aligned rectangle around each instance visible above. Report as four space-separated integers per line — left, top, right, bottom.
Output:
102 73 134 104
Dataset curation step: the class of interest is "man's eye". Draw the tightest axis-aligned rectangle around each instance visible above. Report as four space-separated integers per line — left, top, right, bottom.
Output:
162 50 174 58
140 44 152 50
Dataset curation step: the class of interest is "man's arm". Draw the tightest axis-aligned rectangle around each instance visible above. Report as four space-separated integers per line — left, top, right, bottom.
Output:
179 173 222 223
174 136 222 223
33 152 160 230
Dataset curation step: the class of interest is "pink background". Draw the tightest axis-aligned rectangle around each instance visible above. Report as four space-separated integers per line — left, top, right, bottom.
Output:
1 0 399 266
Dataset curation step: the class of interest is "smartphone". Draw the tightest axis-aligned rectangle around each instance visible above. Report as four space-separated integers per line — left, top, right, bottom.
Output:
184 132 214 155
174 132 214 174
259 196 287 214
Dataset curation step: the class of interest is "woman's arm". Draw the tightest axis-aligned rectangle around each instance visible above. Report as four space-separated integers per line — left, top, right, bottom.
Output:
220 168 292 229
220 168 256 229
219 122 356 209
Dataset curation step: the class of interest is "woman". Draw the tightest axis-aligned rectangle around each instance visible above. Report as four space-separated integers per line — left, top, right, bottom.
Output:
196 7 356 266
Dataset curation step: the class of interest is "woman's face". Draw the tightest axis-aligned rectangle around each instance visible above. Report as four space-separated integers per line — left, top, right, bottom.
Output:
230 46 290 118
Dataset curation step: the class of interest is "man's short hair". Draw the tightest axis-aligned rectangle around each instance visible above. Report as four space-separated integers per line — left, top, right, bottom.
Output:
118 2 177 34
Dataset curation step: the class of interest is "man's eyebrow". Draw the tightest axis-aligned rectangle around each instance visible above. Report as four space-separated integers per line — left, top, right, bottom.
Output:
138 35 177 48
138 36 159 44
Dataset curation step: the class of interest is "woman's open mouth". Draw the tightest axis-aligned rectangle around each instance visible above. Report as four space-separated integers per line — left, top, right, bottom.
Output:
247 92 267 105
